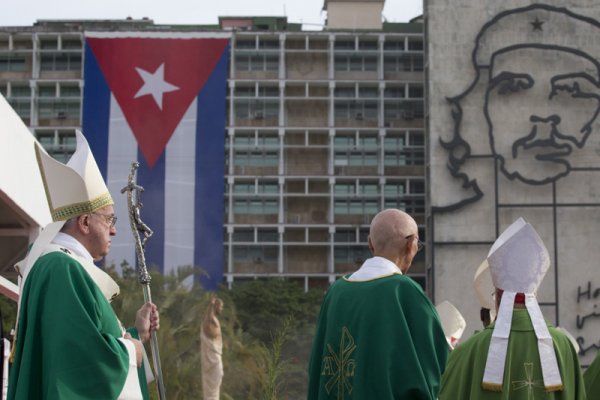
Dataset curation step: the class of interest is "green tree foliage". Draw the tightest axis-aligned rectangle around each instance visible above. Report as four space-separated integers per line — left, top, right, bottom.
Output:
1 263 323 399
229 279 324 398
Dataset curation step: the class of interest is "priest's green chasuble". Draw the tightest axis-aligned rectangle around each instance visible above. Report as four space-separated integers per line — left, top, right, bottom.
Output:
8 251 130 399
307 274 449 399
584 350 600 397
439 309 586 400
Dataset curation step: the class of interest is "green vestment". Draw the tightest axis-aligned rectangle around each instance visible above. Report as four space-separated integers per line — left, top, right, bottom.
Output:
584 350 600 397
307 274 449 399
438 309 586 400
8 251 134 399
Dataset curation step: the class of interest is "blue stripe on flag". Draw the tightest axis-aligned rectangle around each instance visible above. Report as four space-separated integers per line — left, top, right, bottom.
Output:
137 151 166 273
194 45 229 290
82 43 110 180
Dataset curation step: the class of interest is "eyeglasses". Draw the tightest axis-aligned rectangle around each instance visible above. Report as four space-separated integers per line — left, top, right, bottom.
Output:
405 234 424 252
91 212 117 228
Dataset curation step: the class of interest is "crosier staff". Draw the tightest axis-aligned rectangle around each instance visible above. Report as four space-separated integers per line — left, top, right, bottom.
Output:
121 161 167 400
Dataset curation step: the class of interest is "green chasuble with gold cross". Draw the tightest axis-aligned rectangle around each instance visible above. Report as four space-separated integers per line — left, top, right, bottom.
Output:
8 251 135 400
438 309 586 400
307 274 449 399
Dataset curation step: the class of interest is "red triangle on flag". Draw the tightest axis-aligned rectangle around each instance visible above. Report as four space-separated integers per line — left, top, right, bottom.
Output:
87 37 229 168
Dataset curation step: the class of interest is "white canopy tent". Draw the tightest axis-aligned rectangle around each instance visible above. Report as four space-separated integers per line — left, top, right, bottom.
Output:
0 94 51 298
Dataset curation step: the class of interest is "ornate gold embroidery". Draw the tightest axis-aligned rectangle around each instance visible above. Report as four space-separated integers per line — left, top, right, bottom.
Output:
512 362 544 399
321 326 356 399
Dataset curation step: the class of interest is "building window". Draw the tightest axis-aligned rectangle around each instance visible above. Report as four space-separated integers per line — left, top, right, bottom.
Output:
10 85 31 98
334 229 356 242
0 55 26 72
334 100 378 120
234 150 278 167
8 99 30 119
334 199 378 215
40 53 82 72
334 246 371 264
384 54 423 72
358 182 378 195
60 85 80 97
384 182 406 196
408 84 424 98
257 229 278 242
408 38 424 51
234 199 278 214
384 198 425 215
235 54 278 72
233 245 278 263
233 228 254 242
334 55 377 72
334 183 355 195
234 100 278 119
38 85 56 97
38 99 80 119
62 39 82 50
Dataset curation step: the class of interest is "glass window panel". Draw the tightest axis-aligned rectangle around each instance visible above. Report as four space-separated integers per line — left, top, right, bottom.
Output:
408 39 423 51
408 85 424 98
384 40 404 51
358 40 378 50
359 87 378 98
334 87 354 98
410 181 425 194
258 182 278 193
359 183 378 195
233 229 254 242
38 86 56 97
359 135 378 148
60 86 80 97
37 133 54 146
40 39 58 49
9 99 30 118
0 56 26 72
11 86 30 97
384 87 405 98
234 86 254 96
236 40 255 49
62 39 82 49
58 132 76 146
384 183 405 196
364 56 377 71
334 135 354 147
384 153 407 166
334 40 354 50
409 131 424 146
233 183 254 193
258 86 278 97
335 183 354 195
259 39 279 49
257 229 278 242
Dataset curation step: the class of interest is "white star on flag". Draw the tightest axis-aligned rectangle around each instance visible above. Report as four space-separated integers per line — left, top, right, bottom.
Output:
134 63 179 109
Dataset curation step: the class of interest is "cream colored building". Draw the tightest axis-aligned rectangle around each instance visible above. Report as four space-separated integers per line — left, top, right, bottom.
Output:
0 1 427 291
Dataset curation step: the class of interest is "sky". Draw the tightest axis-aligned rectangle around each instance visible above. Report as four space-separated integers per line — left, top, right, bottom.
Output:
0 0 423 29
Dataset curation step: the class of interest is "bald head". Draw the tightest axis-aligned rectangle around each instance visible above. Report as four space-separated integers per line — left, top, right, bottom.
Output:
368 209 419 272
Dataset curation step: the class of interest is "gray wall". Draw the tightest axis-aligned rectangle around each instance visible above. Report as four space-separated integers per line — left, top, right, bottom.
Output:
428 0 600 365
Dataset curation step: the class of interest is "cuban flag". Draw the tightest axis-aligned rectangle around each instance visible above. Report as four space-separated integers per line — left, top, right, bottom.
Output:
82 32 230 290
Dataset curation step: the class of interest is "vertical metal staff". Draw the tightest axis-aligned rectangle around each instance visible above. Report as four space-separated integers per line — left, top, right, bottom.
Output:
121 161 167 400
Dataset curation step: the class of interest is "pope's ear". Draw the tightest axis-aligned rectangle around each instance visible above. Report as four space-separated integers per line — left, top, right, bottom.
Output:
77 214 91 233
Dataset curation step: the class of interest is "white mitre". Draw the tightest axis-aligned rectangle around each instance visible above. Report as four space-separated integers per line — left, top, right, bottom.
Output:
435 300 466 350
473 260 496 323
21 130 113 281
482 218 562 392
